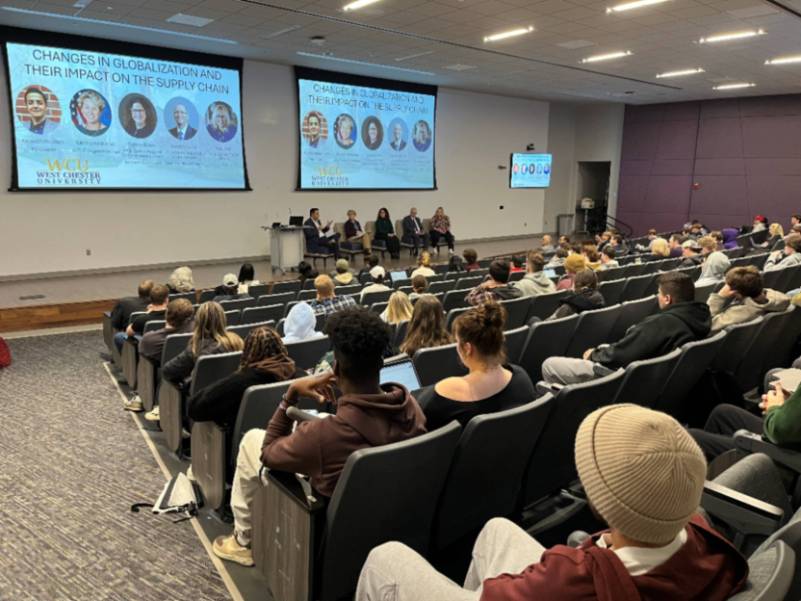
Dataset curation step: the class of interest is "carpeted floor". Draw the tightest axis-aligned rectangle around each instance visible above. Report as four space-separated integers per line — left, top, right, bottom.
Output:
0 331 231 601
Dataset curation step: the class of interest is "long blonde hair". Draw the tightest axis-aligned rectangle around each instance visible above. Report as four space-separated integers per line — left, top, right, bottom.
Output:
191 302 244 356
770 223 785 238
400 296 451 357
651 238 670 258
419 251 432 268
385 291 413 325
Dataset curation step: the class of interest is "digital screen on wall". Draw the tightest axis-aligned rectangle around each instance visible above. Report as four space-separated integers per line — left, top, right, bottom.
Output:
2 27 249 190
509 153 552 188
296 67 437 190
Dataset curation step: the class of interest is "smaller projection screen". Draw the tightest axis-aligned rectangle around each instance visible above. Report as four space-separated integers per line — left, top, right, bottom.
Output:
510 153 552 189
296 67 437 190
2 26 249 190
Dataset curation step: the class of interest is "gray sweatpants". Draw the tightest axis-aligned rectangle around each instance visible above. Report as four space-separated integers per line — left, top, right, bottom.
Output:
541 356 602 386
355 518 546 601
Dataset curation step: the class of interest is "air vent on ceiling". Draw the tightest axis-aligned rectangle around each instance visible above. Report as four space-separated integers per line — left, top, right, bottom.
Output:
557 40 595 50
166 13 214 27
444 64 476 71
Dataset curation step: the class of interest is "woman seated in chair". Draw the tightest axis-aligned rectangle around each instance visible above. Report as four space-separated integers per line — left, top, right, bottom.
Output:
429 206 455 255
400 295 451 358
417 302 535 429
549 269 605 320
381 291 413 325
374 207 401 259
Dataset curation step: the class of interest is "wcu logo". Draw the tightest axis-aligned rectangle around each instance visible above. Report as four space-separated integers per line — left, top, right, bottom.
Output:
46 158 89 172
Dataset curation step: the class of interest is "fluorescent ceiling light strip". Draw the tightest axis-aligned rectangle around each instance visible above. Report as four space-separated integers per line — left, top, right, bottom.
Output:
606 0 670 14
655 67 704 78
699 29 765 44
0 7 239 44
483 26 534 43
581 50 632 63
342 0 382 11
261 25 302 39
765 55 801 65
296 51 435 76
713 82 756 90
395 50 434 62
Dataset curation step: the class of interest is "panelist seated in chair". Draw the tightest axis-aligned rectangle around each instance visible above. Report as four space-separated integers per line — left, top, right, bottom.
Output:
357 404 748 601
343 209 371 254
401 207 428 256
211 308 427 567
541 272 710 387
304 207 340 257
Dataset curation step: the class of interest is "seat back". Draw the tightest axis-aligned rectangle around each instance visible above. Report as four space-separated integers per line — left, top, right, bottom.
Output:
694 282 717 303
713 317 764 375
504 326 529 364
780 264 801 292
219 297 258 312
413 343 468 386
392 320 409 352
227 321 275 342
224 309 241 326
143 319 165 333
434 395 553 550
361 289 393 306
336 284 363 296
610 295 658 341
500 296 532 329
242 304 284 325
442 288 471 312
446 306 472 332
653 330 727 421
619 273 655 302
297 289 317 301
270 280 301 294
188 351 242 396
258 292 296 307
369 301 389 314
320 422 462 601
614 348 682 407
759 306 801 378
428 280 454 294
563 305 622 358
735 308 795 393
762 269 784 290
285 336 331 370
598 278 626 306
518 315 579 381
755 522 801 600
247 283 270 299
456 275 483 290
198 289 216 303
525 290 569 322
521 370 625 507
169 291 196 303
160 333 192 365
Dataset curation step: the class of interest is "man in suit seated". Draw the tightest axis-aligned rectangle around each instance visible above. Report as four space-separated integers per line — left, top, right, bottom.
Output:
401 207 428 256
304 207 340 258
168 104 197 140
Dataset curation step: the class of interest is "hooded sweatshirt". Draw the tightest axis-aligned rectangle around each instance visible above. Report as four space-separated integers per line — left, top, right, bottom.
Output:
590 301 711 369
514 271 557 298
550 289 605 319
283 302 325 344
261 384 427 497
480 514 747 601
708 288 790 332
722 228 739 250
764 250 801 272
696 251 731 286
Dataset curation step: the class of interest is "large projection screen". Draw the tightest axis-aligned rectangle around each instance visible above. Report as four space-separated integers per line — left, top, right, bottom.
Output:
296 67 437 191
1 27 249 190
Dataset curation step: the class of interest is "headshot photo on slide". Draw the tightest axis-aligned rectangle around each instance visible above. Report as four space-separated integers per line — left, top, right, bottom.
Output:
388 118 408 151
334 113 356 149
302 110 327 148
164 97 198 141
15 85 60 135
119 93 157 139
206 101 239 143
71 89 111 137
361 116 383 150
412 119 432 152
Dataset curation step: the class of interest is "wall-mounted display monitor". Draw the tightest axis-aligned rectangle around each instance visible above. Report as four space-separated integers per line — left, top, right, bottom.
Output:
509 153 552 188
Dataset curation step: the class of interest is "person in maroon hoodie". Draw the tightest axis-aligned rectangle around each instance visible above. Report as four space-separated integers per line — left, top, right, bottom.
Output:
212 308 427 567
356 404 748 601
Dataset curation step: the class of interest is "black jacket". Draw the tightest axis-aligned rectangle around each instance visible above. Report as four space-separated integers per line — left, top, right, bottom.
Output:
550 289 605 319
590 301 711 369
110 296 148 330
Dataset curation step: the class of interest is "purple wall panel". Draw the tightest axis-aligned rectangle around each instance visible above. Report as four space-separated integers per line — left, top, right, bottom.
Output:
657 120 699 158
740 96 801 117
690 176 749 217
620 160 653 176
700 99 741 119
617 211 689 234
747 176 801 218
694 158 745 175
746 159 801 176
621 121 663 159
696 118 744 158
651 159 694 175
742 117 801 158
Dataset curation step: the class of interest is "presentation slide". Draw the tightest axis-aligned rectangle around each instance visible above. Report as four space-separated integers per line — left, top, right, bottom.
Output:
510 153 552 189
5 41 247 189
297 70 436 190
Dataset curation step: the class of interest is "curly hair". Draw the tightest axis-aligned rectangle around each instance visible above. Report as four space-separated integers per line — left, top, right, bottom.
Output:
240 326 288 369
324 308 390 381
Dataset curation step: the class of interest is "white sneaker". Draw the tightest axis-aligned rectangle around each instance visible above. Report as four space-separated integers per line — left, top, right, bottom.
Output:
124 396 143 412
144 406 160 421
448 248 455 255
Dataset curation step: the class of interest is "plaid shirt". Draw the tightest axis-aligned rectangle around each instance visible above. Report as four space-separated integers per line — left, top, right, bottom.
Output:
308 295 358 316
465 285 501 306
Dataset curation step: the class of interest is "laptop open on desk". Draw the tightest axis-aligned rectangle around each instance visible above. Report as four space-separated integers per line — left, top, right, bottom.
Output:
289 215 304 227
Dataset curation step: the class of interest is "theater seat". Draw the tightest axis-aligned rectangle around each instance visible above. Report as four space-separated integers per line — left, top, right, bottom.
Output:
285 336 331 371
563 304 622 358
613 348 681 407
413 343 468 387
518 315 578 381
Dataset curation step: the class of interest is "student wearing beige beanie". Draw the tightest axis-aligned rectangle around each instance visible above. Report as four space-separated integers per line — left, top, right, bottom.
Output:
356 404 747 601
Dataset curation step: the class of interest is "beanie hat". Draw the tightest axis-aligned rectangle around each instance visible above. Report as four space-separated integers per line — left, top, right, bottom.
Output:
575 404 707 544
564 254 587 274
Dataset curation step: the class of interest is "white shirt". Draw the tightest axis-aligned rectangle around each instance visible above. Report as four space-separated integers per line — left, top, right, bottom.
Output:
596 529 687 576
411 266 436 278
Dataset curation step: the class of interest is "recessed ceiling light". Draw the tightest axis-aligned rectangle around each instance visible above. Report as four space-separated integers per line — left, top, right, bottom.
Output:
342 0 382 11
581 50 632 63
713 82 756 90
765 55 801 65
699 29 765 44
606 0 670 14
166 13 214 27
296 51 435 76
656 67 705 78
483 26 534 43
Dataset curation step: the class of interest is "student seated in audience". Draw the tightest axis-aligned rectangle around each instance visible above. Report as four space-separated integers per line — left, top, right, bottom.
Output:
380 291 413 324
542 272 710 386
465 260 523 306
764 233 801 271
308 274 358 316
634 229 658 253
547 246 569 268
668 234 685 258
116 283 170 351
212 308 427 566
582 247 601 270
188 326 304 433
598 247 620 271
609 233 629 256
644 237 670 262
462 248 480 271
595 230 612 252
753 214 768 233
691 383 801 460
761 223 785 251
400 295 452 357
513 251 556 298
282 301 325 344
331 258 355 286
297 260 319 286
138 298 194 366
722 228 739 250
408 275 429 302
110 279 153 332
556 253 586 291
508 256 524 273
696 236 731 286
791 214 801 230
410 251 436 279
681 239 703 266
448 255 465 272
360 266 392 302
708 266 789 332
162 301 244 385
540 234 555 254
358 403 747 601
167 266 194 294
417 302 535 429
549 270 604 320
213 273 252 302
357 255 380 283
558 234 570 245
237 263 260 295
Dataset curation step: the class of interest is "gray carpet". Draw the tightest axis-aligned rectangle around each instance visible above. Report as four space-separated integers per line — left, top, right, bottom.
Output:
0 331 231 601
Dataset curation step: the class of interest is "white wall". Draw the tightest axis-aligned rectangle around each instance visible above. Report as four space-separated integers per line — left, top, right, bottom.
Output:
0 59 550 278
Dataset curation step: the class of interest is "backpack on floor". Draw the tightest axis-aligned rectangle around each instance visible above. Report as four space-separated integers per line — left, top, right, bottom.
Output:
0 337 11 368
130 472 203 523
